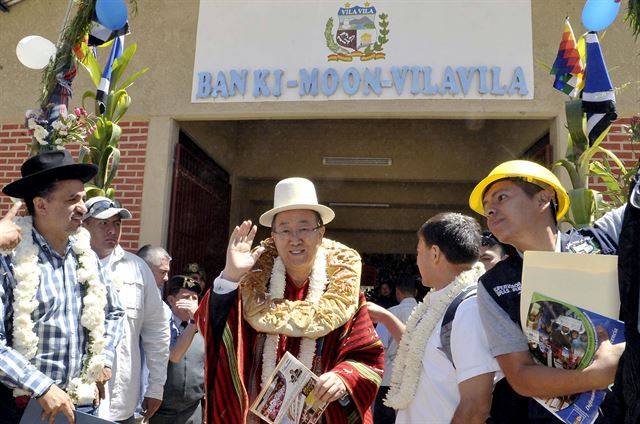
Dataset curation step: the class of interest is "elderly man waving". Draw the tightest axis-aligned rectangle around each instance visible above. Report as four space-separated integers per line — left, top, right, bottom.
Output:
196 177 384 424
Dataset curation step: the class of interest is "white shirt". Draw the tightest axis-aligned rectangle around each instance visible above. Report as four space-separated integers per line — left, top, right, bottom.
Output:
98 246 171 421
396 291 500 424
377 297 417 386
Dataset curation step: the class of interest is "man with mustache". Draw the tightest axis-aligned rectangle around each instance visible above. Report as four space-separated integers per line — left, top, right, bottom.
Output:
83 196 170 424
0 150 125 423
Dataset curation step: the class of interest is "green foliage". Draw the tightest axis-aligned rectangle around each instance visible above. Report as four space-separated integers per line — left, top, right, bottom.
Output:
555 102 638 228
365 13 390 53
626 0 640 40
78 42 147 199
39 0 96 107
325 18 349 55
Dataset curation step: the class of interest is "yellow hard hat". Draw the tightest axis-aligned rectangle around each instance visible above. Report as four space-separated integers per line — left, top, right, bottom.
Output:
469 160 570 221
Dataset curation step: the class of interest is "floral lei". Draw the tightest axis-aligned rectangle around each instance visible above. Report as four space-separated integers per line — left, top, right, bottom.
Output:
260 247 328 387
241 238 361 339
11 216 107 404
384 262 484 410
239 238 361 388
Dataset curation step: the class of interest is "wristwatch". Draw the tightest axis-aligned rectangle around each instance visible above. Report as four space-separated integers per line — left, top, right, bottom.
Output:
189 319 198 332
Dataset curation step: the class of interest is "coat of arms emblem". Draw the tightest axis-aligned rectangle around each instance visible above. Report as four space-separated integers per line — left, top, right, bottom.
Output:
325 2 389 61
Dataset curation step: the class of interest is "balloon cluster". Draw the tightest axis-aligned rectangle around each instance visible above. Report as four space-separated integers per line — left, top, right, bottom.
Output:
15 0 129 70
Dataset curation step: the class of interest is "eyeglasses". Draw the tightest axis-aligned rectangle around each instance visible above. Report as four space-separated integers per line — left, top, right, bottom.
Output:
88 199 120 214
272 225 322 240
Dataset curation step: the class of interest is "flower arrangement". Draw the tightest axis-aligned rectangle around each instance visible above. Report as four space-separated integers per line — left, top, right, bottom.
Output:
26 106 95 152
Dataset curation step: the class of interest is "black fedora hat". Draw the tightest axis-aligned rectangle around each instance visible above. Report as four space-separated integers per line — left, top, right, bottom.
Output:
3 150 98 199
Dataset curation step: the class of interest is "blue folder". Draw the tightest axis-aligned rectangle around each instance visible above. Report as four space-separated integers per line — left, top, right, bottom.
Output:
19 399 116 424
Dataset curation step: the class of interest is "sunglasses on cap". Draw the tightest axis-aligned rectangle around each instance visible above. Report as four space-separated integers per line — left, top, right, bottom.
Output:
88 199 121 214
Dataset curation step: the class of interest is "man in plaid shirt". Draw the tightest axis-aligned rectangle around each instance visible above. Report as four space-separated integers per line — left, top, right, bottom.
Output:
0 151 125 423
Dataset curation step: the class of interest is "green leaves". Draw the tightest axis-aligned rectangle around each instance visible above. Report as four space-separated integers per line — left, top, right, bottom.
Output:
77 42 102 88
567 188 596 228
75 40 146 200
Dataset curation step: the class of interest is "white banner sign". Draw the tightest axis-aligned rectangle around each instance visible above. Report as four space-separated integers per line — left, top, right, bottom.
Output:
192 0 534 102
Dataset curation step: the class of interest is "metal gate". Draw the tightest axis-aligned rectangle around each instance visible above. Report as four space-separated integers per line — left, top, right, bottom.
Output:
167 133 230 289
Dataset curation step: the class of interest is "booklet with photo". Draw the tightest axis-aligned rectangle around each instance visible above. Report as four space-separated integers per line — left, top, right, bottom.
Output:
250 352 328 424
523 292 624 424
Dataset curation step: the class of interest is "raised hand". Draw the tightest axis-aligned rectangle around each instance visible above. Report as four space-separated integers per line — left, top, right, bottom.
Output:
0 201 22 252
176 297 199 319
221 220 265 282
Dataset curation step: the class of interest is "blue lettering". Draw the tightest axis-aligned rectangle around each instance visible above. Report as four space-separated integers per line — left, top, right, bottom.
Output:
321 68 339 96
273 69 284 97
212 71 229 98
491 66 506 95
299 68 319 96
456 66 476 95
363 67 382 95
196 72 212 98
229 69 247 96
390 66 409 95
342 67 360 96
439 66 459 95
422 67 438 94
477 66 489 94
410 66 421 95
253 69 270 97
508 66 529 96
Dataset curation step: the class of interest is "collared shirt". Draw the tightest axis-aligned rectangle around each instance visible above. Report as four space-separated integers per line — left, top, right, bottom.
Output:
99 245 170 421
0 228 125 397
170 313 189 347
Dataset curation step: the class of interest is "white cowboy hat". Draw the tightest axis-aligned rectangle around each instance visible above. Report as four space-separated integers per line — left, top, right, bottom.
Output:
259 178 335 227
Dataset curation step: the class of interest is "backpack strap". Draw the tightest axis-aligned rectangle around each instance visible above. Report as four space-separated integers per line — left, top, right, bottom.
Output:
439 285 477 368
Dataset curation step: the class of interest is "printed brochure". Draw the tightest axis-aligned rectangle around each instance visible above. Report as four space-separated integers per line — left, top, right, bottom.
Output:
250 352 328 424
523 292 625 424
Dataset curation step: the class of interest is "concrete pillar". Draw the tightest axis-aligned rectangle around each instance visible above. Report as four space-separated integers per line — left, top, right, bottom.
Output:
139 116 179 247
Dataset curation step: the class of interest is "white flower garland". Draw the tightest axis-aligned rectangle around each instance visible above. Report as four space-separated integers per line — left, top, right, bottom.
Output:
384 262 485 410
10 216 106 404
261 247 328 388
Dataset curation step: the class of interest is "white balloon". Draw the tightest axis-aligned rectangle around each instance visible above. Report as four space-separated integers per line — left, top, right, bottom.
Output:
16 35 57 70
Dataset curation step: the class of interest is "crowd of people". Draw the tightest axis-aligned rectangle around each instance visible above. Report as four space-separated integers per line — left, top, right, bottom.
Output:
0 150 638 424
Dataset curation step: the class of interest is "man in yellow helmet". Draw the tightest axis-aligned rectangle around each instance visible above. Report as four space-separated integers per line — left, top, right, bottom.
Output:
468 160 625 423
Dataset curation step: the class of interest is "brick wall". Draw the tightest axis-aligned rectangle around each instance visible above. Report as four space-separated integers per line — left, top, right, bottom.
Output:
589 117 638 197
0 120 149 252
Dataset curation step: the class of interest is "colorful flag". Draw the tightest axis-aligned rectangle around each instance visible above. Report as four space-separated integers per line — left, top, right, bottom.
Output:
96 35 124 114
551 18 584 97
582 32 617 146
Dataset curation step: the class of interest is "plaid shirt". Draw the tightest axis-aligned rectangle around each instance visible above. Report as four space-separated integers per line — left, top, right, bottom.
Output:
0 229 124 397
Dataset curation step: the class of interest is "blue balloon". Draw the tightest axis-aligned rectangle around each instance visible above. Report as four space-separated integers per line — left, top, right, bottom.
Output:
582 0 622 32
96 0 128 31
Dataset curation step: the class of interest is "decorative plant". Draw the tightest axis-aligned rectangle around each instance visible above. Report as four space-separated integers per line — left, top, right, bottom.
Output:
77 42 148 199
555 103 639 228
25 0 143 200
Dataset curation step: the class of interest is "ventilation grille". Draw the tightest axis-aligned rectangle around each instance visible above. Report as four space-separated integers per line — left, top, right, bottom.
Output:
322 157 392 166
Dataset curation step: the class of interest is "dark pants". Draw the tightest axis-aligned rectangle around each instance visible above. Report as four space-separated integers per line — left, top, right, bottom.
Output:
0 384 23 424
373 386 396 424
149 400 202 424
